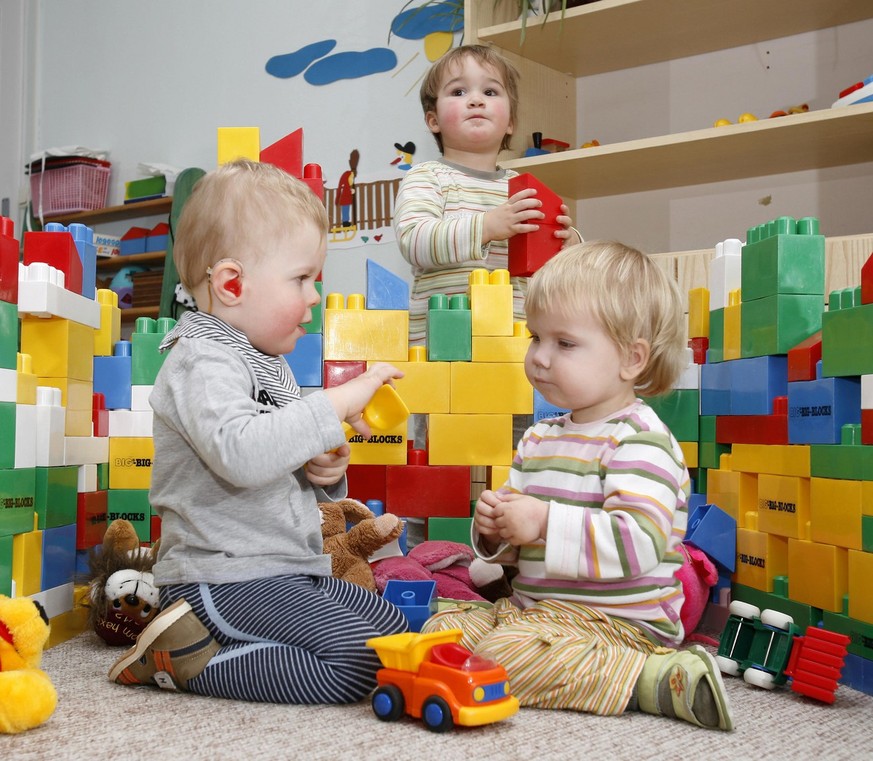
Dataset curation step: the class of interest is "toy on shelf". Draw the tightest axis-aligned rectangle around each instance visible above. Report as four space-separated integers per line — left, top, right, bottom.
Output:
714 105 808 127
832 75 873 108
367 628 519 732
524 132 569 157
716 600 850 703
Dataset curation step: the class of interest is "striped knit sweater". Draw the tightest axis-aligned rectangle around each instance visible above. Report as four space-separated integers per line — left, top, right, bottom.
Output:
479 399 690 645
393 159 527 345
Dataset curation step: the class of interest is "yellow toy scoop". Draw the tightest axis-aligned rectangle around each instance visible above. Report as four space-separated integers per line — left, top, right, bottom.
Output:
341 383 409 439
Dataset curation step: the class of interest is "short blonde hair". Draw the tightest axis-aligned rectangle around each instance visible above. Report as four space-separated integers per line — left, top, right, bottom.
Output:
173 159 328 292
526 241 687 397
420 44 520 153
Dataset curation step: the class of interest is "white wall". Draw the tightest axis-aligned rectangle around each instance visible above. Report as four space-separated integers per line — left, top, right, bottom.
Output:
575 18 873 253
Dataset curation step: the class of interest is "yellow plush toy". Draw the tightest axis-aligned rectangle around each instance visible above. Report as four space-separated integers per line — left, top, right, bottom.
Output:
0 595 57 734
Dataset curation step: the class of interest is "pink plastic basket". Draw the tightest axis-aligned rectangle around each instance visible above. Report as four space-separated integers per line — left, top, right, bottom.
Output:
30 161 111 216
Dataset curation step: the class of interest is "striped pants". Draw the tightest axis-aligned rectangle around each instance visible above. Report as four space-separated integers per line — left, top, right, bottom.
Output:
422 598 670 714
159 575 408 704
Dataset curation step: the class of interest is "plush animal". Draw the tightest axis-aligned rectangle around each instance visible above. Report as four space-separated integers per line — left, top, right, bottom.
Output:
0 595 57 734
676 542 719 642
320 499 404 591
86 519 160 646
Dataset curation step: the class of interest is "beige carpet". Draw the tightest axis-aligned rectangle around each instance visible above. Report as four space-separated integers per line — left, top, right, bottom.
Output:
9 631 870 760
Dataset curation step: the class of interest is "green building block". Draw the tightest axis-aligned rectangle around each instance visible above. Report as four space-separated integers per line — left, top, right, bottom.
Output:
107 489 152 542
821 296 873 377
0 534 12 596
0 403 14 469
0 300 17 370
0 467 36 537
304 281 323 334
708 308 725 363
426 294 472 362
97 462 109 490
644 389 699 442
34 466 78 529
810 424 873 480
741 216 824 302
131 316 176 385
692 467 707 495
862 515 873 553
731 581 823 629
822 605 873 661
740 293 823 357
427 517 473 546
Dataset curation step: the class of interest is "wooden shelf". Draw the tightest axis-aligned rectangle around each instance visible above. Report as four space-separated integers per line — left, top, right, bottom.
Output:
479 0 873 77
96 251 166 269
500 102 873 199
44 197 172 226
120 306 160 321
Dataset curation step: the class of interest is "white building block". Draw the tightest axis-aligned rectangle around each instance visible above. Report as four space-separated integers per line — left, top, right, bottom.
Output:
78 462 98 492
130 385 154 412
64 434 109 466
109 409 153 437
0 368 16 403
674 347 701 390
29 583 74 619
35 386 65 467
862 374 873 409
18 261 100 328
708 238 742 311
14 403 37 468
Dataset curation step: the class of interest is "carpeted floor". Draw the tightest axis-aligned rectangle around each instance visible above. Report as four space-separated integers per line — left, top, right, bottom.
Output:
6 631 869 760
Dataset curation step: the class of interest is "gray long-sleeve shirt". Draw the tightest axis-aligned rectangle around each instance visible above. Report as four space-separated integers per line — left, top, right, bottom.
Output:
149 337 347 586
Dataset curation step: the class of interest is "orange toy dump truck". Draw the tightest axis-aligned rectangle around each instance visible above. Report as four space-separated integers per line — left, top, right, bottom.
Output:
366 628 519 732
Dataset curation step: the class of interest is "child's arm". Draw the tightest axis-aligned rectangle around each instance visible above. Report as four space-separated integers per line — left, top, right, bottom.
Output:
304 444 350 488
322 363 404 439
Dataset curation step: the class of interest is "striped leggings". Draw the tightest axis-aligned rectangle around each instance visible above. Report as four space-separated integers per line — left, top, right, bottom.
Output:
422 598 670 714
159 574 408 704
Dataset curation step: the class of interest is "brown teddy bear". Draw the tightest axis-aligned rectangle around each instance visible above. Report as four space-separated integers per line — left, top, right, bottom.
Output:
320 499 404 591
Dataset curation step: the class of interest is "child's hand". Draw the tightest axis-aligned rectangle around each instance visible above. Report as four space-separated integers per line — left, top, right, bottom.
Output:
323 363 404 438
555 203 583 249
474 490 505 553
305 445 350 487
493 492 549 546
483 188 544 244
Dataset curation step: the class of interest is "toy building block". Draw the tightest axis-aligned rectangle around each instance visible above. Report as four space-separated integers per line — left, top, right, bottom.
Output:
12 529 43 596
716 396 789 446
93 289 121 357
685 502 736 572
674 348 700 391
700 360 732 415
323 360 366 389
507 173 563 277
533 388 569 423
108 437 154 490
689 336 709 365
107 489 152 543
78 462 98 492
130 385 153 412
0 367 14 403
367 260 409 311
741 293 823 359
125 175 167 201
305 281 323 334
730 443 810 478
382 580 437 632
131 317 176 385
323 293 408 362
0 402 14 469
731 581 824 631
144 222 169 253
428 414 512 466
0 466 37 537
864 407 873 446
381 347 450 414
386 449 471 518
450 362 532 415
14 403 37 469
218 126 260 165
41 523 77 590
260 128 303 179
93 340 132 410
346 464 387 504
643 389 699 442
788 362 861 445
756 473 811 540
18 262 101 328
23 228 83 295
39 377 93 437
822 289 873 377
687 287 710 339
741 216 825 303
0 216 19 305
490 465 510 490
62 222 97 299
35 387 65 467
17 353 37 405
787 330 822 382
93 393 109 437
469 268 513 337
473 321 530 363
426 517 473 546
0 301 18 371
809 477 865 551
862 251 873 305
810 423 873 480
346 421 407 466
301 163 324 200
119 226 149 256
21 315 94 381
723 289 742 361
709 238 742 311
735 523 789 593
63 434 109 467
787 537 848 612
427 294 471 362
848 549 873 625
108 409 153 438
284 333 323 387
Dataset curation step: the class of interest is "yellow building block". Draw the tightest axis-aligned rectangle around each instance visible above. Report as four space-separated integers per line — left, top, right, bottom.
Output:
735 526 788 592
730 444 810 477
469 268 513 337
109 437 155 490
450 362 532 414
787 537 848 612
94 288 122 357
12 529 43 597
810 477 862 550
17 353 37 405
472 321 531 363
429 414 513 466
490 465 511 490
723 289 741 361
347 419 407 465
21 316 94 381
756 473 810 539
217 126 260 164
323 294 408 362
848 549 873 624
687 287 710 339
864 481 873 517
680 441 698 469
38 377 93 436
707 465 741 526
47 605 89 649
382 347 450 414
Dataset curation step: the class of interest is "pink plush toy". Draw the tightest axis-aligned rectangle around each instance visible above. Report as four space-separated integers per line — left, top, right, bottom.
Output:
676 542 719 641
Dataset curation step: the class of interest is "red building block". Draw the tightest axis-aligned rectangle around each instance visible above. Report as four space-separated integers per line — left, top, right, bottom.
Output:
260 128 303 178
862 251 873 305
507 173 563 277
0 216 19 304
76 490 108 550
93 393 109 437
23 229 83 295
862 408 873 445
385 449 471 518
151 515 161 544
689 336 709 365
788 331 823 382
323 360 366 389
302 163 324 200
715 396 789 445
347 464 387 504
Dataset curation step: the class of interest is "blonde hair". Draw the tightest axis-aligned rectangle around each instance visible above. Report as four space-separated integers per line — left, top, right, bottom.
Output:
526 241 687 396
173 159 328 292
420 44 520 153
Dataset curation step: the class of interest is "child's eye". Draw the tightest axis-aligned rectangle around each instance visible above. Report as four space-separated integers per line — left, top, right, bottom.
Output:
558 340 576 349
484 88 500 96
450 87 466 97
529 334 540 343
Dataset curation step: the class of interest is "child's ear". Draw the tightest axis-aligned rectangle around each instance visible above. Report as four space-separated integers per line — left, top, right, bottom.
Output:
210 260 244 306
620 338 650 382
425 111 441 135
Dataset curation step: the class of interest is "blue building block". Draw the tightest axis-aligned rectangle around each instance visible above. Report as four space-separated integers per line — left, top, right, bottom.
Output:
93 340 133 410
685 502 736 573
366 260 409 310
788 361 861 444
533 389 569 422
53 222 97 300
729 355 788 415
700 361 732 415
284 333 322 388
382 579 437 632
42 523 77 589
840 652 873 696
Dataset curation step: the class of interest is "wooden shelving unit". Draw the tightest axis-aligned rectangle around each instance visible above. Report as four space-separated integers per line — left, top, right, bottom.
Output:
44 196 172 226
95 251 166 269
